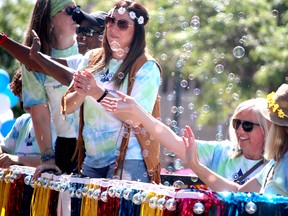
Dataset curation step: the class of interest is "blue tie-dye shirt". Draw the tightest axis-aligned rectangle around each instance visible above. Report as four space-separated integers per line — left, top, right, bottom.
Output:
67 51 161 168
22 44 79 139
197 140 264 184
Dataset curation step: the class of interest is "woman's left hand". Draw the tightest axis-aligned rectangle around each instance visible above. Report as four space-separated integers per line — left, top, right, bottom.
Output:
73 70 98 96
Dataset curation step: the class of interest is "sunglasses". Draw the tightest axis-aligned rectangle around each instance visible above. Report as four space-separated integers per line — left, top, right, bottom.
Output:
232 119 260 132
76 27 103 36
61 5 81 16
105 16 134 31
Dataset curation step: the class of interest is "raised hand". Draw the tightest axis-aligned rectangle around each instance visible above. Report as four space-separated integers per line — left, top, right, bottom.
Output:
182 125 200 170
73 70 98 96
29 30 41 61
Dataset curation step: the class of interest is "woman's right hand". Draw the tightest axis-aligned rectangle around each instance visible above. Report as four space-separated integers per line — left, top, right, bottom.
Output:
33 161 62 180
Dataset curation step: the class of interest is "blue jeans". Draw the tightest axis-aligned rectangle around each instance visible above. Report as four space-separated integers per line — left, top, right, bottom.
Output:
82 160 150 182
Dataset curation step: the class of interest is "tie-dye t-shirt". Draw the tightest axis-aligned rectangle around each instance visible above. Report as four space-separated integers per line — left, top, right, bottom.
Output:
256 152 288 196
197 140 264 184
66 52 161 168
0 113 54 156
22 44 79 138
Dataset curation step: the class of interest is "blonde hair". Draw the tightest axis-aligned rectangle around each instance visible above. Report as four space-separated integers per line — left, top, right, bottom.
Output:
264 125 288 161
229 98 270 158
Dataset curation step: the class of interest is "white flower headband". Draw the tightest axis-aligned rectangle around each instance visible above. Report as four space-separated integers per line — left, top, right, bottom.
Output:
117 7 144 25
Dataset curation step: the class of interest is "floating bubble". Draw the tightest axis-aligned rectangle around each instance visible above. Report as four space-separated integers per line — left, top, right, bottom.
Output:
217 125 223 132
142 150 149 158
155 32 161 38
218 88 224 95
220 53 225 58
271 9 279 17
178 106 184 114
163 148 170 156
217 98 224 105
193 202 205 214
180 22 189 30
245 201 257 214
173 180 185 189
110 41 121 51
188 74 194 80
181 42 193 52
215 64 224 74
188 103 194 110
197 124 203 131
193 88 200 95
190 19 200 30
118 72 124 79
174 158 184 170
114 150 120 156
238 12 244 19
180 80 188 88
233 46 245 58
160 54 167 60
197 60 203 65
211 77 217 84
202 105 210 113
256 90 262 97
228 83 233 89
228 73 235 80
167 166 174 173
171 120 178 127
216 132 223 141
171 106 178 114
191 176 198 182
232 93 240 100
167 94 174 102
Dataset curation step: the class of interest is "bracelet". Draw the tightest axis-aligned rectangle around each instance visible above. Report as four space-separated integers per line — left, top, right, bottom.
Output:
0 33 8 46
97 89 109 103
40 148 55 162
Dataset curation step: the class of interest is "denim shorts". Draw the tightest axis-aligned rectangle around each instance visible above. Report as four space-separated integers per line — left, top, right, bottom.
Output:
82 159 150 182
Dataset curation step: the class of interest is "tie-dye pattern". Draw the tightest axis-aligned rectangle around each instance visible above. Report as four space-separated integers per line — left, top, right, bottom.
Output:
197 140 264 183
22 44 79 138
66 54 161 168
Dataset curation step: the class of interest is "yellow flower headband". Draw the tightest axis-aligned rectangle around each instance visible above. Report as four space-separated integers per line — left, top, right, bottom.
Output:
267 92 285 118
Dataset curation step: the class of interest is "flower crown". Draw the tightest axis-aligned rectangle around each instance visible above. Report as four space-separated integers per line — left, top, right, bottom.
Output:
118 7 144 25
267 92 285 118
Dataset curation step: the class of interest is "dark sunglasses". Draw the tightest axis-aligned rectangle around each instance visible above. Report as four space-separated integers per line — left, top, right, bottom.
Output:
63 5 81 16
232 119 260 132
76 27 103 36
105 16 134 31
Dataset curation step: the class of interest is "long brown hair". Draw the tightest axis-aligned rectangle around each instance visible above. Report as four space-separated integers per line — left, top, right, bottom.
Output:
86 0 149 89
23 0 52 54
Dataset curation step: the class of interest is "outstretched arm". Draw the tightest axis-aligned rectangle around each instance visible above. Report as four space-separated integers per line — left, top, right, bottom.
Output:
182 125 261 192
100 91 187 161
0 32 74 86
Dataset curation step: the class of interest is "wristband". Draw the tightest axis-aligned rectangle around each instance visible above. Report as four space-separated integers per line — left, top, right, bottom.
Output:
40 148 55 162
97 89 109 103
0 33 8 46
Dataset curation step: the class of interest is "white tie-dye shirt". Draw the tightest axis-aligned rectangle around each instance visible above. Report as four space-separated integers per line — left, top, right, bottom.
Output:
66 51 161 168
22 44 79 139
197 140 264 184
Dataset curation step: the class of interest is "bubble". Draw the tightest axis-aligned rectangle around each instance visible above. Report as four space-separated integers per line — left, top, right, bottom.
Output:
211 77 217 84
245 201 257 214
180 80 188 88
167 94 174 102
202 105 210 113
171 120 178 127
190 19 200 30
256 90 262 97
215 64 224 74
110 41 121 51
197 60 203 65
232 93 240 100
173 180 185 189
167 166 174 173
228 83 233 89
155 32 161 38
181 42 193 52
193 88 200 95
117 72 124 80
188 74 194 80
188 103 194 110
178 106 184 114
216 133 223 141
180 22 189 30
143 172 148 178
174 158 184 170
193 202 205 214
114 150 120 156
217 98 224 105
218 88 224 95
238 12 244 19
160 54 167 60
163 148 170 156
271 9 279 17
233 46 245 58
228 73 235 80
220 53 225 58
191 176 198 182
142 150 149 158
217 125 223 132
171 106 178 114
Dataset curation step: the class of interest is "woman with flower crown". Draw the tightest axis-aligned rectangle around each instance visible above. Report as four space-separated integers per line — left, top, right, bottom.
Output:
60 0 162 182
183 83 288 196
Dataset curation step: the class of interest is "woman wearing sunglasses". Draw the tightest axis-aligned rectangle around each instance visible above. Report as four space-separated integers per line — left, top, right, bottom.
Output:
183 83 288 196
100 92 270 184
2 0 80 175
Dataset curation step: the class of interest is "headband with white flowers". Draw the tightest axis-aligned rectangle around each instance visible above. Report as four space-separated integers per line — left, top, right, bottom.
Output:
117 7 144 25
